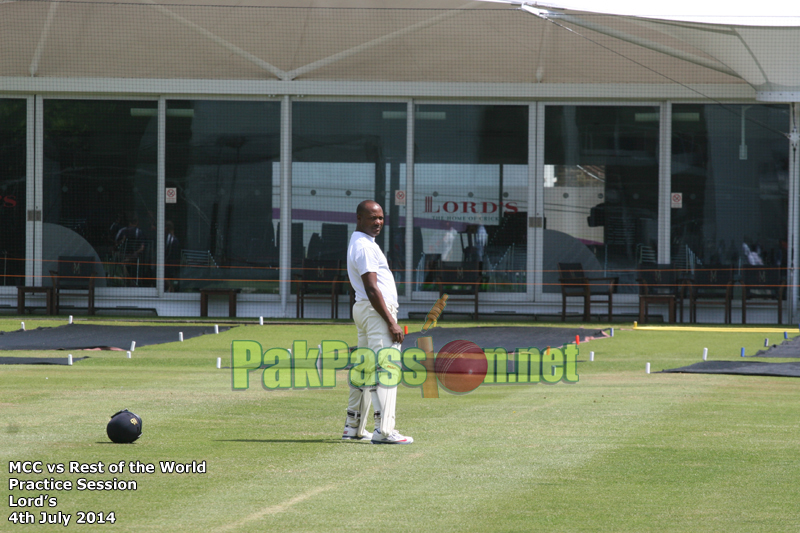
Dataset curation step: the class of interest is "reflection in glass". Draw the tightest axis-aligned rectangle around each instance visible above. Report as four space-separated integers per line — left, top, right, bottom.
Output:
544 106 660 293
414 105 528 293
43 100 158 289
671 104 789 271
292 102 407 294
166 101 281 293
0 100 26 287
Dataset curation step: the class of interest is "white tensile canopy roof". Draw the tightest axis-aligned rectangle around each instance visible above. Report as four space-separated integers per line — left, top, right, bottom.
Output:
513 2 800 100
1 0 798 101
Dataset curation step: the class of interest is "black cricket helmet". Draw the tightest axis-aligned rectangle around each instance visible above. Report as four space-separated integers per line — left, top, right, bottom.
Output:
106 409 142 443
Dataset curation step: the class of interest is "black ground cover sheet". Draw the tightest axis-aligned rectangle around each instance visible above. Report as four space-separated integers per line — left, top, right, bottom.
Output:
0 324 231 352
661 360 800 377
401 326 609 353
755 334 800 358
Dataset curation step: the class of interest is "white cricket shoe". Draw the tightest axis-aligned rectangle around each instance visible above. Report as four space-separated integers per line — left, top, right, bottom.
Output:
371 429 414 445
342 425 372 441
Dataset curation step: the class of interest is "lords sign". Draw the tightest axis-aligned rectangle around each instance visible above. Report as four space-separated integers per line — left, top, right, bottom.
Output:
422 196 518 224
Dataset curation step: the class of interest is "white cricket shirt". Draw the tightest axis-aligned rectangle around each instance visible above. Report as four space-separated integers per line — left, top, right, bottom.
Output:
347 231 398 308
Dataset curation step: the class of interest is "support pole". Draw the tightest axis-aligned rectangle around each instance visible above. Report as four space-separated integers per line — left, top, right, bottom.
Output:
405 100 415 298
658 102 672 265
279 96 292 316
787 103 800 324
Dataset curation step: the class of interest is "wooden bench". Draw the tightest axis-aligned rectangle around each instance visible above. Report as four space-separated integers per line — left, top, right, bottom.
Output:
17 286 55 315
636 264 682 324
436 260 482 320
558 262 618 322
740 267 786 324
50 256 96 315
295 259 342 319
638 294 676 324
200 288 241 317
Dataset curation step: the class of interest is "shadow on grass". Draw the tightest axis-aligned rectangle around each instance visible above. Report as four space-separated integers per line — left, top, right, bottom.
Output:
94 439 344 444
214 439 342 444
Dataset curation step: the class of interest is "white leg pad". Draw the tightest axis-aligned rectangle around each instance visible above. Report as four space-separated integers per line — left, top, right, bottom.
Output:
357 387 372 436
372 384 397 435
347 386 372 438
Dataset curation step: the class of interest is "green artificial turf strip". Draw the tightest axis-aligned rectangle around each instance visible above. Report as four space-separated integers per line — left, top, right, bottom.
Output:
2 319 799 532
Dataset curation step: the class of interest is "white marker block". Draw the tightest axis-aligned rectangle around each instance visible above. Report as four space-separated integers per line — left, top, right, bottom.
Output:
179 332 184 342
216 357 222 369
610 327 614 337
21 322 25 331
67 354 73 366
126 351 131 358
259 316 264 325
590 351 595 361
765 338 769 347
69 315 73 324
646 362 651 374
214 325 219 334
130 341 136 352
703 347 708 361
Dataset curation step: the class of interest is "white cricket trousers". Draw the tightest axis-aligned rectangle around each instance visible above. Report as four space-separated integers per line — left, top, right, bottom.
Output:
347 300 400 437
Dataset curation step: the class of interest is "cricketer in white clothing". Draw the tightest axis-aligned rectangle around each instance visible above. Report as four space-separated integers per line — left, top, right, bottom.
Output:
343 200 413 444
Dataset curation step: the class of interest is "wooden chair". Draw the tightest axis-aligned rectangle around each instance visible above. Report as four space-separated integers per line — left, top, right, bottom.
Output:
558 262 618 322
49 256 96 315
436 260 482 320
636 264 682 323
740 266 786 324
686 265 734 323
296 259 343 319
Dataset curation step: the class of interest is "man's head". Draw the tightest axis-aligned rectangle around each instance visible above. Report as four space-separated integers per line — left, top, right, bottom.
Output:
356 200 384 238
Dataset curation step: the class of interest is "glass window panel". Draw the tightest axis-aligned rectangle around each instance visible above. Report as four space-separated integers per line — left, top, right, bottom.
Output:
0 99 26 287
166 100 281 293
671 104 789 270
413 105 529 294
43 100 158 289
543 105 660 293
292 102 407 294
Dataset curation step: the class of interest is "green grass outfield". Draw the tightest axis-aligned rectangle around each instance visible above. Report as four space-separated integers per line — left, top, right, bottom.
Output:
2 317 799 532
